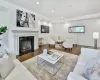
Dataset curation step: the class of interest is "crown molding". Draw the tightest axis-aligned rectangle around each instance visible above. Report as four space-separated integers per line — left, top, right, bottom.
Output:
2 0 100 23
52 13 100 23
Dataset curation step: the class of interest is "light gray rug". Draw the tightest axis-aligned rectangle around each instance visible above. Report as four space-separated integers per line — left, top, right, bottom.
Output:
39 60 63 75
22 49 78 80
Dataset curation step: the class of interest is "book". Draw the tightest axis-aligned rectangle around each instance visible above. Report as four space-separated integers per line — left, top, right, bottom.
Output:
47 51 53 55
48 54 60 61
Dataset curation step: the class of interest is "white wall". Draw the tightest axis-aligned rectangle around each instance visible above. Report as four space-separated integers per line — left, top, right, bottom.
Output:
37 21 54 44
1 0 100 48
38 21 53 37
0 0 50 50
51 23 77 42
52 18 100 47
0 5 10 48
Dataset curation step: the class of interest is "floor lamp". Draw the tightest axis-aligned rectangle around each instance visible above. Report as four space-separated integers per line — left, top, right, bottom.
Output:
93 32 99 49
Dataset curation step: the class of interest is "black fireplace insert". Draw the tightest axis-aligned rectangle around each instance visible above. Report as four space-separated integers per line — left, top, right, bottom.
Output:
19 36 34 56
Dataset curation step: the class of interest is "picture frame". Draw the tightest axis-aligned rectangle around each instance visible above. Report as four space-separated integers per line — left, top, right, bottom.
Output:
16 9 35 28
41 25 49 33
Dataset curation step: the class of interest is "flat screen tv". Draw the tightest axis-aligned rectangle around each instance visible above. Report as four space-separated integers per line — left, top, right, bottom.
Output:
68 26 85 33
41 25 49 33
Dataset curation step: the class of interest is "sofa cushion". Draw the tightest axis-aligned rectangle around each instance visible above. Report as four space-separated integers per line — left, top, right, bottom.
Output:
5 59 37 80
0 54 15 79
83 56 100 80
73 55 95 75
0 49 8 58
78 48 98 65
73 64 85 75
6 70 37 80
67 72 87 80
0 53 8 79
5 49 16 60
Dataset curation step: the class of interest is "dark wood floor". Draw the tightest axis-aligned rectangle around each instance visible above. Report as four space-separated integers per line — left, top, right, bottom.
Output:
18 45 81 62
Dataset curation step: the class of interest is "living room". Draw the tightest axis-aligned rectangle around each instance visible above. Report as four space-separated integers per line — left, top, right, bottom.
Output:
0 0 100 80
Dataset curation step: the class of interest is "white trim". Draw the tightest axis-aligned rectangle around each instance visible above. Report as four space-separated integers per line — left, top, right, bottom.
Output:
12 31 38 55
2 0 100 23
52 13 100 23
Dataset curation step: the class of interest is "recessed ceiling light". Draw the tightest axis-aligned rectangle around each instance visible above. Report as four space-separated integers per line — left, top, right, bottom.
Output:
52 10 54 12
36 1 39 4
62 17 64 19
44 22 47 25
65 23 70 27
49 23 52 27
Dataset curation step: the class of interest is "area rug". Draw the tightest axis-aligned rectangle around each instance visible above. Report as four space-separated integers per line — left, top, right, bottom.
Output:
22 49 78 80
39 59 63 75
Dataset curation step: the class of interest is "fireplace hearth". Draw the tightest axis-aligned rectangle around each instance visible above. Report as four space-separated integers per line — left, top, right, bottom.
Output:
19 36 34 56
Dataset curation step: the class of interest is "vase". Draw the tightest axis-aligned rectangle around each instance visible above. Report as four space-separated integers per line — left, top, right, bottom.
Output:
43 49 47 56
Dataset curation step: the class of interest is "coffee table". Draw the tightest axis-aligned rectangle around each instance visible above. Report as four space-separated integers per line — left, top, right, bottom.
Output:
37 50 64 75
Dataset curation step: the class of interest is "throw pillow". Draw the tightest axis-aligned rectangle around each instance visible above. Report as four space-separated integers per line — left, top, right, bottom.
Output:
0 54 15 79
83 56 100 80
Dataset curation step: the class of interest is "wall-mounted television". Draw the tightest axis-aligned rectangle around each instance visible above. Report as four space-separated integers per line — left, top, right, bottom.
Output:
68 26 85 33
41 25 49 33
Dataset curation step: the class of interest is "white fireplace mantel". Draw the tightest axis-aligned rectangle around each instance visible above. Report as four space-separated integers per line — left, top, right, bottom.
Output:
9 29 39 55
11 27 39 32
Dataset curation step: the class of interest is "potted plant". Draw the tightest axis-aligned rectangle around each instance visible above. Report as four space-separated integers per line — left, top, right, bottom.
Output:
0 26 7 41
0 26 7 46
0 26 7 35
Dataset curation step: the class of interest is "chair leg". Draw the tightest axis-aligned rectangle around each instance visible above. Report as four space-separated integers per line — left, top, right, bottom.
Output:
69 48 71 52
54 45 55 48
65 48 67 50
69 48 72 52
49 44 50 47
67 48 70 52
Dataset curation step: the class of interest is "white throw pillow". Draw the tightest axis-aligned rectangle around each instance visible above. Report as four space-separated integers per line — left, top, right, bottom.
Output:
83 56 100 80
68 72 87 80
0 54 15 79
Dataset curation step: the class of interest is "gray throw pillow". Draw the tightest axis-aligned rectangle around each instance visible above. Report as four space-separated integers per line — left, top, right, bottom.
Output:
0 54 15 79
83 56 100 80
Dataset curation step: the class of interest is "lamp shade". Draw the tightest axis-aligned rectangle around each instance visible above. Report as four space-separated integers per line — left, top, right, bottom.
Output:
93 32 99 39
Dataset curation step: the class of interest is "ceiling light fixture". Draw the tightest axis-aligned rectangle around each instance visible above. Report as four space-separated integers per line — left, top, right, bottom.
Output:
49 23 52 27
65 23 70 27
44 22 47 25
62 17 64 19
36 1 39 4
52 10 54 12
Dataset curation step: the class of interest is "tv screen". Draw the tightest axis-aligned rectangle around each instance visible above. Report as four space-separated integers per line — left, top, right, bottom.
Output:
41 25 49 33
68 26 85 33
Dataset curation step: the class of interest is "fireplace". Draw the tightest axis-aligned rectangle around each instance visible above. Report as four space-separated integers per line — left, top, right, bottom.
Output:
19 36 34 56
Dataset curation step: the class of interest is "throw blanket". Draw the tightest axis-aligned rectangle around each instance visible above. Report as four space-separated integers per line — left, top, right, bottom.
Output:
22 49 78 80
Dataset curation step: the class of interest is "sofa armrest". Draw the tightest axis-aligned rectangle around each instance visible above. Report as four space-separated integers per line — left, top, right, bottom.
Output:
8 52 16 60
67 72 87 80
6 49 16 60
81 48 99 57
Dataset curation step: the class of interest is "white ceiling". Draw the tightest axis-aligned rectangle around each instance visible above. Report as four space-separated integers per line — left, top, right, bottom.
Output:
4 0 100 20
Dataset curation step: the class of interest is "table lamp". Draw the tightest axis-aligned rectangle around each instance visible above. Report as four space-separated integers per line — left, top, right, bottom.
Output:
93 32 99 49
